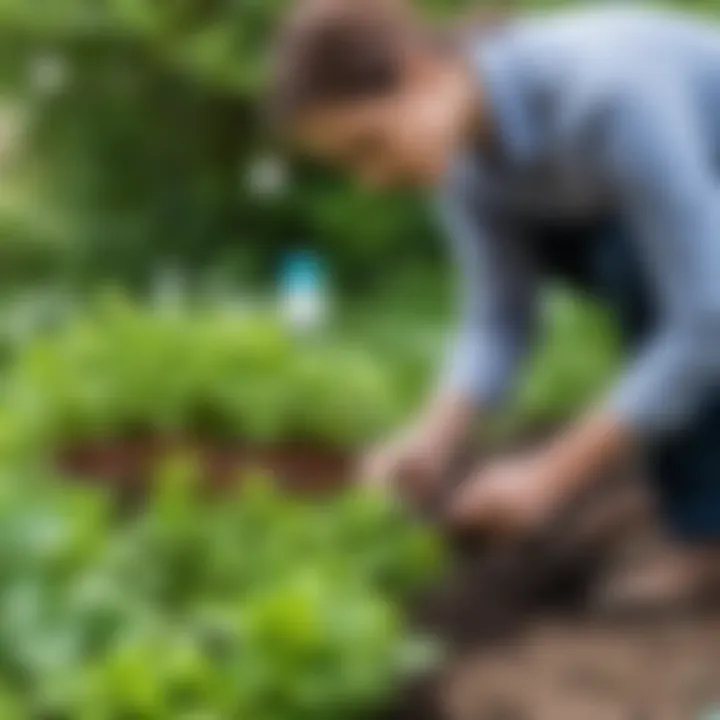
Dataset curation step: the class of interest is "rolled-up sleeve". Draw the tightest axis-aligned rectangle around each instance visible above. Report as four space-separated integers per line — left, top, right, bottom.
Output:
598 72 720 436
437 164 538 407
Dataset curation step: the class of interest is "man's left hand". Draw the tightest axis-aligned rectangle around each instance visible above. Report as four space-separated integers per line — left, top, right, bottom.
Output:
447 453 565 538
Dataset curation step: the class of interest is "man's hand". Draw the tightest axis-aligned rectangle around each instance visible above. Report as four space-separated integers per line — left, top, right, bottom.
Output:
359 392 475 499
361 427 449 496
448 453 563 537
448 410 634 538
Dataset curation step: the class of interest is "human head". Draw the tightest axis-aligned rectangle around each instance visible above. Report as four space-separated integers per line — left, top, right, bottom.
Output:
271 0 480 190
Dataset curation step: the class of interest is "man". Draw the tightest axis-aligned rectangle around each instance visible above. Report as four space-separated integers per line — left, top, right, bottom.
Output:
271 0 720 610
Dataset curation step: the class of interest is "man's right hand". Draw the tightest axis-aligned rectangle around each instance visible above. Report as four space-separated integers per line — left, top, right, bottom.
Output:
359 393 475 500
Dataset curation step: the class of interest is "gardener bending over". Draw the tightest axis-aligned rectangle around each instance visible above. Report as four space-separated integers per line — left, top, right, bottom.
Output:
271 0 720 611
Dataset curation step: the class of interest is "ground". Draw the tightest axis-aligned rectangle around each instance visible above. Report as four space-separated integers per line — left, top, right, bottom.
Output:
404 460 720 720
446 616 720 720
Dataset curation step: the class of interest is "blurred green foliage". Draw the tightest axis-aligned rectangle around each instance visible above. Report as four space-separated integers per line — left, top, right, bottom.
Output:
0 464 443 718
0 0 481 288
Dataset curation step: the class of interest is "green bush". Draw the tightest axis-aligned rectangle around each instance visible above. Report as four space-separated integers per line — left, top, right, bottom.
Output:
0 462 443 718
0 292 404 453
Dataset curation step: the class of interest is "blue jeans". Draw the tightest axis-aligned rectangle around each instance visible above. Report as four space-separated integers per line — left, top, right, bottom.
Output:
533 219 720 543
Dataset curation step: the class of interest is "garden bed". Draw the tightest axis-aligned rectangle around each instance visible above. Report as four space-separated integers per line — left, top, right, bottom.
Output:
57 437 720 719
4 299 717 718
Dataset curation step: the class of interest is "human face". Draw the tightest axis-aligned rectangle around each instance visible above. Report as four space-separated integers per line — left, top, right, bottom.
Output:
294 66 470 190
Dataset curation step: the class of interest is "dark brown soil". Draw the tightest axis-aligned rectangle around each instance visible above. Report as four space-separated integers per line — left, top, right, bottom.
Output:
444 616 720 720
388 459 720 720
58 437 352 498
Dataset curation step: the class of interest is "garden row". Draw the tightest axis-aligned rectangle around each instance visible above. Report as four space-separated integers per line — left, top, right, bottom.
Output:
0 293 407 466
0 289 618 718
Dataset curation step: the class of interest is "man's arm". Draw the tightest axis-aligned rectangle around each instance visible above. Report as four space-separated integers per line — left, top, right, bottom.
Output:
504 67 720 502
361 160 537 489
435 158 538 424
452 67 720 532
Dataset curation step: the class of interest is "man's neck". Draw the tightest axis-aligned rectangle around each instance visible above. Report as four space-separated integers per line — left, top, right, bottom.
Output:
450 54 496 155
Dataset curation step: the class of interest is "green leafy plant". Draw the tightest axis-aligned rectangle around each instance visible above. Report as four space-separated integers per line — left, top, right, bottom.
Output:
0 462 444 719
1 292 403 453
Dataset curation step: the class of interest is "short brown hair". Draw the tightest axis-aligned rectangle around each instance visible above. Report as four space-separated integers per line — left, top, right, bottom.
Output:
270 0 420 127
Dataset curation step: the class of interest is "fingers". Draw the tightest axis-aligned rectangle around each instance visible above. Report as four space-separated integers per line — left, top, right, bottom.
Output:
447 474 496 529
358 441 440 503
359 444 399 486
446 466 525 538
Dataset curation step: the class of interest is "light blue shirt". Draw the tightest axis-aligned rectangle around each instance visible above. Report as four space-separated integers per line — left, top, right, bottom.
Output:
441 6 720 436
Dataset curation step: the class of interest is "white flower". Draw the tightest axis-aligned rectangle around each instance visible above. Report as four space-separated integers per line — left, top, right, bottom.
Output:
29 53 71 96
246 155 289 197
